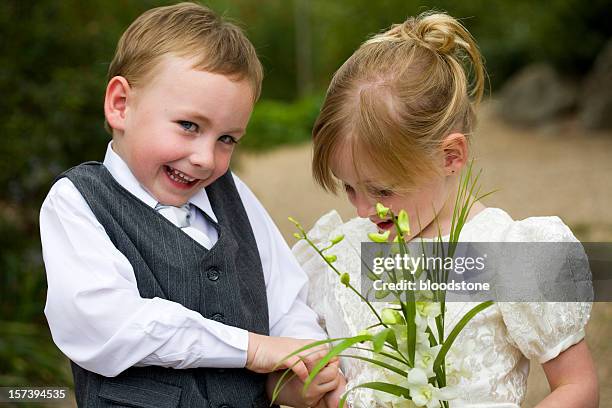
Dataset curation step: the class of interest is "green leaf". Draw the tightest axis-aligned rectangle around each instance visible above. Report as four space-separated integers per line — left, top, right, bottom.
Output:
372 328 391 353
339 382 410 408
302 335 372 392
337 354 408 377
433 301 494 370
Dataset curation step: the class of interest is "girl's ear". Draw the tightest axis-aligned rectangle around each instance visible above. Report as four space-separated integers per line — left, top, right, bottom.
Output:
441 133 468 175
104 76 131 134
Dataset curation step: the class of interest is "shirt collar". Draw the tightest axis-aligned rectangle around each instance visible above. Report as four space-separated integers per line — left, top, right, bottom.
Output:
102 142 218 223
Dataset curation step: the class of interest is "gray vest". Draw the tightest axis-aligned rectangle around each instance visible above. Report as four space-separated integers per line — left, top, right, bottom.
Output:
59 162 274 408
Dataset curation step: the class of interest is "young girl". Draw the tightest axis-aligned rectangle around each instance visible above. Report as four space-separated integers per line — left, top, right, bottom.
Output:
294 11 599 407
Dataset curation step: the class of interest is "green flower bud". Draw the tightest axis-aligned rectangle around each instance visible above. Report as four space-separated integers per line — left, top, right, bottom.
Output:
325 254 338 263
368 230 390 243
330 234 345 245
293 232 302 240
381 308 401 325
287 216 302 229
397 210 410 235
340 272 350 286
376 203 389 218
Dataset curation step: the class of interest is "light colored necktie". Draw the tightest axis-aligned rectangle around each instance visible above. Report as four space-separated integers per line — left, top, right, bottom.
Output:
155 203 213 249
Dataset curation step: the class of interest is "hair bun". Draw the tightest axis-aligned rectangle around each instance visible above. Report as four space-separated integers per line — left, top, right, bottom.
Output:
368 12 469 57
411 13 463 54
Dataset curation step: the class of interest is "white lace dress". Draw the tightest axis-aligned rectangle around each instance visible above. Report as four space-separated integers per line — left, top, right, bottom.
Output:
292 208 591 407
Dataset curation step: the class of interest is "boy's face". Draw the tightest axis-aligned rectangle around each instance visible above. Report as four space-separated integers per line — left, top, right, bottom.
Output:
111 55 254 206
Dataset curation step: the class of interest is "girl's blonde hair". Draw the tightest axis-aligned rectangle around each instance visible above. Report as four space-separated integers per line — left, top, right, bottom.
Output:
312 11 486 193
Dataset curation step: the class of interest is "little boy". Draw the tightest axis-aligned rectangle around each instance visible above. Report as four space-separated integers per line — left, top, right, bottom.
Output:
40 3 343 407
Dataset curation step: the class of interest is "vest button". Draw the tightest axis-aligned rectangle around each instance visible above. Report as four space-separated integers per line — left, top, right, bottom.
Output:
211 313 224 322
207 267 220 281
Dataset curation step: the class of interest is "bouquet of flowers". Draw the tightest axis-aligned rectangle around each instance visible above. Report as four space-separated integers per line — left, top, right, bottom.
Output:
273 164 495 408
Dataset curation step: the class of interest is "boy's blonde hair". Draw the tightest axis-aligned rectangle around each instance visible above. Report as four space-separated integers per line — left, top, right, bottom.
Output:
312 11 486 193
106 2 263 132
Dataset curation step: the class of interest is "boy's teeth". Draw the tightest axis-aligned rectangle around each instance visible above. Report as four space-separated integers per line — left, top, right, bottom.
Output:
167 167 196 183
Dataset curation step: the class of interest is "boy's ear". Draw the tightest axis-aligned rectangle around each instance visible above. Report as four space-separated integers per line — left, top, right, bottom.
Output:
104 76 131 133
441 132 468 175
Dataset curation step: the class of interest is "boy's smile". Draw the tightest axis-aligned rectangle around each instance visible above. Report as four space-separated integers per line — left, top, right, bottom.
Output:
106 55 254 206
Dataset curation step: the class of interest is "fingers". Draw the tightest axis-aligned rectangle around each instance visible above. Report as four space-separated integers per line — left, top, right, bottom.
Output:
322 372 347 408
303 345 334 373
313 363 341 393
313 400 327 408
288 357 309 383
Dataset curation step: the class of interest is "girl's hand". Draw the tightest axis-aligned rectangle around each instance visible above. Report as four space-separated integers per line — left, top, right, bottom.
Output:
322 369 347 408
265 359 342 408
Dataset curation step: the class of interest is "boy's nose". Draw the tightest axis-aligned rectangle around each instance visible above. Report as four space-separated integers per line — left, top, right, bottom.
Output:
189 146 215 171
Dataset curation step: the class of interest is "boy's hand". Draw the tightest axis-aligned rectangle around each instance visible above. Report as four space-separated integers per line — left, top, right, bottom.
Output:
265 360 342 408
246 333 330 381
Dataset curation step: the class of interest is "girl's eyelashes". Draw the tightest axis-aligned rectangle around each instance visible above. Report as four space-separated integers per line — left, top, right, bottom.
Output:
343 182 393 198
369 187 394 197
367 186 393 197
343 183 356 196
218 135 239 145
178 120 198 132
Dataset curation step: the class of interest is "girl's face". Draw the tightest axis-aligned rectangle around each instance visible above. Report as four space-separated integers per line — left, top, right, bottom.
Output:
330 146 456 239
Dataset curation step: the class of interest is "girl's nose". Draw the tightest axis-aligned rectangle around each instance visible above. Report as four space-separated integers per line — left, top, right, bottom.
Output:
355 193 374 218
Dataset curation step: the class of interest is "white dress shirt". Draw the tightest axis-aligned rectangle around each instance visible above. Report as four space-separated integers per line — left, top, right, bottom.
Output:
40 142 326 377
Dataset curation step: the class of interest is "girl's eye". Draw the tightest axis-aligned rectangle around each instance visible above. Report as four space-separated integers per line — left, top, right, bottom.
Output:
368 187 394 198
219 135 238 145
178 121 198 132
343 183 356 196
375 189 394 198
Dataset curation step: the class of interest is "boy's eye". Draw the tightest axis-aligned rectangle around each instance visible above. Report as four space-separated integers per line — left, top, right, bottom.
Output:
178 121 198 132
219 135 238 145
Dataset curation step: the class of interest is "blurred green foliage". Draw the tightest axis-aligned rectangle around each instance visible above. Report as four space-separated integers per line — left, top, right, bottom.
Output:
242 95 323 150
0 0 610 388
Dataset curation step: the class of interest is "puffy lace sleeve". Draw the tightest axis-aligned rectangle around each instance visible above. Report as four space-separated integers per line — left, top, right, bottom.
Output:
498 216 592 363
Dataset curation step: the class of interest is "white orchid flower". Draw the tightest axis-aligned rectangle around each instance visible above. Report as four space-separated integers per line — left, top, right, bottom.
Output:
416 301 441 319
406 368 458 408
414 301 441 331
415 344 442 378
